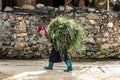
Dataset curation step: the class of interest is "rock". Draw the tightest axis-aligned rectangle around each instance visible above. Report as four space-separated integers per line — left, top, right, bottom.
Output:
96 51 102 56
115 36 120 43
4 6 13 12
2 42 11 46
16 33 27 37
74 7 86 13
86 52 93 56
36 3 47 14
96 38 102 43
4 20 10 27
36 7 47 14
84 25 93 29
14 42 25 50
83 37 95 43
78 17 86 24
108 27 114 33
111 12 118 18
36 3 45 8
34 52 41 56
107 22 114 28
0 19 4 26
65 6 73 13
24 54 33 59
86 13 99 19
89 20 97 25
0 42 2 47
101 38 109 43
21 5 35 10
103 32 110 37
6 54 14 58
59 6 65 11
47 6 54 11
99 55 106 59
101 44 111 49
54 8 58 11
87 8 96 12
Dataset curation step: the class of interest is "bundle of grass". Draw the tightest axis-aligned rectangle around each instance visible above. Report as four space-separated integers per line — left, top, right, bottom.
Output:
47 17 84 51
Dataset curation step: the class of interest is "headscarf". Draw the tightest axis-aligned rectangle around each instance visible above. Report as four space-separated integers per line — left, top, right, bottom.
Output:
37 25 46 33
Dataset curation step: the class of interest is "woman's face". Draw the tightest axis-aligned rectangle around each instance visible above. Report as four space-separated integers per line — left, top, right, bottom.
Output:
39 30 46 36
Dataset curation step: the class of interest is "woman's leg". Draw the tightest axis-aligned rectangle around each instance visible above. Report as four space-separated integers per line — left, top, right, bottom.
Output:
44 61 54 70
64 59 73 72
61 49 73 72
44 48 61 70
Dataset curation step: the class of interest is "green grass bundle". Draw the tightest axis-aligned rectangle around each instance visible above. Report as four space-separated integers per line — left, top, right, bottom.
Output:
47 17 84 50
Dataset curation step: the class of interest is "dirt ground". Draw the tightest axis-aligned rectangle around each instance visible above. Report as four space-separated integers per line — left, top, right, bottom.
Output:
0 59 120 80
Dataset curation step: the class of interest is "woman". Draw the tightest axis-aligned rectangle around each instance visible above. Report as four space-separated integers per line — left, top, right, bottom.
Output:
37 25 73 72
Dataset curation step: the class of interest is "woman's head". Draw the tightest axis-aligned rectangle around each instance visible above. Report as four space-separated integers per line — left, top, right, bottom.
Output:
37 25 46 36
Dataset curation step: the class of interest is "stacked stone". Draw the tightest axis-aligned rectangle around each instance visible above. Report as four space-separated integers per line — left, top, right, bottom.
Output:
0 7 119 60
0 13 15 58
70 8 120 60
13 14 50 59
0 12 50 59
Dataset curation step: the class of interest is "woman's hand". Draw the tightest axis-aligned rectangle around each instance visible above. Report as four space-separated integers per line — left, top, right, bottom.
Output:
47 42 52 47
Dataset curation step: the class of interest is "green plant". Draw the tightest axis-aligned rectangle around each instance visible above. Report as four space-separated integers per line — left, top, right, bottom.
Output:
98 1 106 6
47 17 84 51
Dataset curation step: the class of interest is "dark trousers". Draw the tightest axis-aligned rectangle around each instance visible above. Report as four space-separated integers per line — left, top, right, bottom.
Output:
49 48 69 63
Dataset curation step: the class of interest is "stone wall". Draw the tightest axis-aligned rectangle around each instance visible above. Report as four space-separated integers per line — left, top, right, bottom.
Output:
0 7 120 60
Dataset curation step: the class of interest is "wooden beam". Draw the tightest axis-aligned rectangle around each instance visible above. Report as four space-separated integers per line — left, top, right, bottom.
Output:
107 0 109 11
0 0 2 10
65 0 72 6
16 0 36 7
79 0 85 7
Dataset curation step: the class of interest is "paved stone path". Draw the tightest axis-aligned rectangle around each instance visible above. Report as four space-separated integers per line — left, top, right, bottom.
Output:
0 60 120 80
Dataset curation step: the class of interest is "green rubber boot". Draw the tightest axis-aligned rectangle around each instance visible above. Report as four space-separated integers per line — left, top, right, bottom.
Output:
44 61 54 70
64 59 73 72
